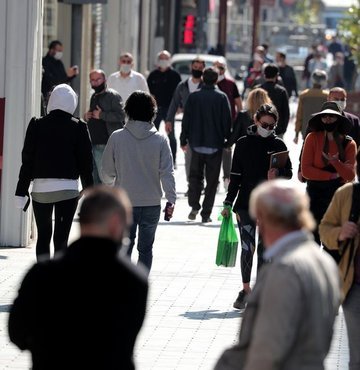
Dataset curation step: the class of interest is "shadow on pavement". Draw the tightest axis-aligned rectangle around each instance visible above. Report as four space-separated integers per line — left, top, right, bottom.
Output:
179 309 243 320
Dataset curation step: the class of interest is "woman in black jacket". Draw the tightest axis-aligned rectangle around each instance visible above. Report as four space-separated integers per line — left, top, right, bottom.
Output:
222 104 292 309
15 84 93 260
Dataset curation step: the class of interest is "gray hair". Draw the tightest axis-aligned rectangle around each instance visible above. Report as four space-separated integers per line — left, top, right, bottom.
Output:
249 180 315 231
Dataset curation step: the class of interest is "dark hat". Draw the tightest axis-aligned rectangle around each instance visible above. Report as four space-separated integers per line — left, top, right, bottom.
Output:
308 101 352 134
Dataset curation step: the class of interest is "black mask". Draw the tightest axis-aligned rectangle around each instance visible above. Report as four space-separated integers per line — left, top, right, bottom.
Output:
323 122 338 132
191 69 203 78
93 82 106 93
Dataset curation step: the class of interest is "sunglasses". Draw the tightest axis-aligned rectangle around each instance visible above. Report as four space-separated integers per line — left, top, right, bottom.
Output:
259 120 276 130
321 114 337 119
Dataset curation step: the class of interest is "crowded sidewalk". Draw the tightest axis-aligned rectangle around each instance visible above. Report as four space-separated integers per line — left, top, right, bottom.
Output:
0 117 350 369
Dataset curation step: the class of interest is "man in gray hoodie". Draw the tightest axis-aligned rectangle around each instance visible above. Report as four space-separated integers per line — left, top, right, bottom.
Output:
101 91 176 272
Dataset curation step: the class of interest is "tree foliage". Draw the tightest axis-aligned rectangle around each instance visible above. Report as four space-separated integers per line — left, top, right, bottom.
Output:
291 0 322 25
338 0 360 66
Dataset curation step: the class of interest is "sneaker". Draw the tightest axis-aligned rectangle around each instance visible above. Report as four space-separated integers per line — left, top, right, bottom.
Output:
201 217 212 223
233 290 248 309
188 209 198 220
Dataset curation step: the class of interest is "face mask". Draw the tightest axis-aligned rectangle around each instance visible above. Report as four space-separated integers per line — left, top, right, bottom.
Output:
158 59 170 69
257 125 274 138
217 75 225 82
54 51 63 60
333 100 346 112
191 69 203 78
93 82 106 94
323 122 338 132
120 64 132 74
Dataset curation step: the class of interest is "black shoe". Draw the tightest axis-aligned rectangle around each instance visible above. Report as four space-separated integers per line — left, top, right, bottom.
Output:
233 290 248 309
188 209 198 220
201 217 212 223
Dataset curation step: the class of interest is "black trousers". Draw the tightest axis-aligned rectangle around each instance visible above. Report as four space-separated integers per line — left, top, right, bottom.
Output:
154 106 177 164
32 197 78 260
188 149 223 219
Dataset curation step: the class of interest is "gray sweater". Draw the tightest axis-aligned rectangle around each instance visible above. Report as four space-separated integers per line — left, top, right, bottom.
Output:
101 120 176 207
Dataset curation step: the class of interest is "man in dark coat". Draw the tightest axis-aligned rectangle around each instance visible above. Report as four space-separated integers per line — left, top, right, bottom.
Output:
9 186 148 370
180 67 231 223
41 40 78 100
259 63 290 137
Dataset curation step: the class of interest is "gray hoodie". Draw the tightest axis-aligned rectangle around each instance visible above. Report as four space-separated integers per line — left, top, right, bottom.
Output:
101 120 176 207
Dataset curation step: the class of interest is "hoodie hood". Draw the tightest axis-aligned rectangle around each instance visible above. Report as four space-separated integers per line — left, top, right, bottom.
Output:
124 120 157 140
47 83 78 115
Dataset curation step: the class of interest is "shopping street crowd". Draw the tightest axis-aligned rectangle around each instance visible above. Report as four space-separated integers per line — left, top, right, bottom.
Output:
7 39 360 369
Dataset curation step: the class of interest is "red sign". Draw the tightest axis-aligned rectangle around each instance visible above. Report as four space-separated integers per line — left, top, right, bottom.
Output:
183 15 196 45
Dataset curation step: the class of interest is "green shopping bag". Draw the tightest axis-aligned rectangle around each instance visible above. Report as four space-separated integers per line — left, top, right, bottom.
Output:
216 206 239 267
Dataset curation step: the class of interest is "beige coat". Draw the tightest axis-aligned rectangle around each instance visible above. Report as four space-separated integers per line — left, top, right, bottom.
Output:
215 232 341 370
319 182 360 297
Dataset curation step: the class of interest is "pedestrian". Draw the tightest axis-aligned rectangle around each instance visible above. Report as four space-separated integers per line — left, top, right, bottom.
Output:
294 69 328 144
41 40 79 102
319 147 360 370
275 51 298 98
15 84 93 260
147 50 181 166
328 87 360 146
213 59 243 191
259 63 290 137
328 52 346 88
9 186 148 370
102 91 176 272
222 103 292 309
165 57 205 193
227 87 272 147
107 52 149 101
215 179 341 370
84 69 125 184
301 101 357 247
180 67 232 223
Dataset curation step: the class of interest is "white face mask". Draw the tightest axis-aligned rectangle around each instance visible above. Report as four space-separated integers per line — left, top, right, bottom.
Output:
54 51 63 60
333 100 346 112
120 64 132 74
217 74 225 82
158 59 170 69
257 125 274 138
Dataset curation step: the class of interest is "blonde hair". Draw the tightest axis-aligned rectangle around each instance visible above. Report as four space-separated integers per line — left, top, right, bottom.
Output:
246 88 272 118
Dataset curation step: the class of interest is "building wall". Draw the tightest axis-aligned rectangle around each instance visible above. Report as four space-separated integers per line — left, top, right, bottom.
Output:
0 0 43 246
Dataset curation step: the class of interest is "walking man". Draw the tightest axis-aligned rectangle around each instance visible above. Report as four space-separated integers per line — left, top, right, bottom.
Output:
102 91 176 272
181 67 231 223
107 52 149 101
215 180 341 370
9 186 148 370
84 69 125 184
147 50 181 165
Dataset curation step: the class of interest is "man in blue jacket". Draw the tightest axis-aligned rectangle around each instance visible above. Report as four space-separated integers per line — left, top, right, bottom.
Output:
180 67 231 223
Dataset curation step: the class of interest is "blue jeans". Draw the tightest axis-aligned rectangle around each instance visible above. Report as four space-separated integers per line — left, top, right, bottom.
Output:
128 205 161 272
92 144 106 184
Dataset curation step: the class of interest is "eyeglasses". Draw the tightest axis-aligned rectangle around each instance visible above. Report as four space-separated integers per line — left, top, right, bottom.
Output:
259 120 276 130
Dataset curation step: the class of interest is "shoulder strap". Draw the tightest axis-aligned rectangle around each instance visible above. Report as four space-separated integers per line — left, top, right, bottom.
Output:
349 183 360 223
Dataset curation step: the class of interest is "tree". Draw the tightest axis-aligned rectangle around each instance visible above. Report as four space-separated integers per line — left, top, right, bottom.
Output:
338 0 360 66
291 0 322 25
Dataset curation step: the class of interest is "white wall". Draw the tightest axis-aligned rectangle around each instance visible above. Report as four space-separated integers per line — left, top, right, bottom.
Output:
0 0 43 246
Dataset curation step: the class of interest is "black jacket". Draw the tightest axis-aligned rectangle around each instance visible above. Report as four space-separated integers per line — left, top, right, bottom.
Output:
225 125 292 211
180 85 231 149
260 81 290 135
41 54 74 98
278 65 298 98
8 237 148 370
344 111 360 147
87 88 125 145
15 110 93 196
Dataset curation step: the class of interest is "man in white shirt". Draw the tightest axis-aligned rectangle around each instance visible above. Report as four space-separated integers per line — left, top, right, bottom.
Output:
107 52 149 102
